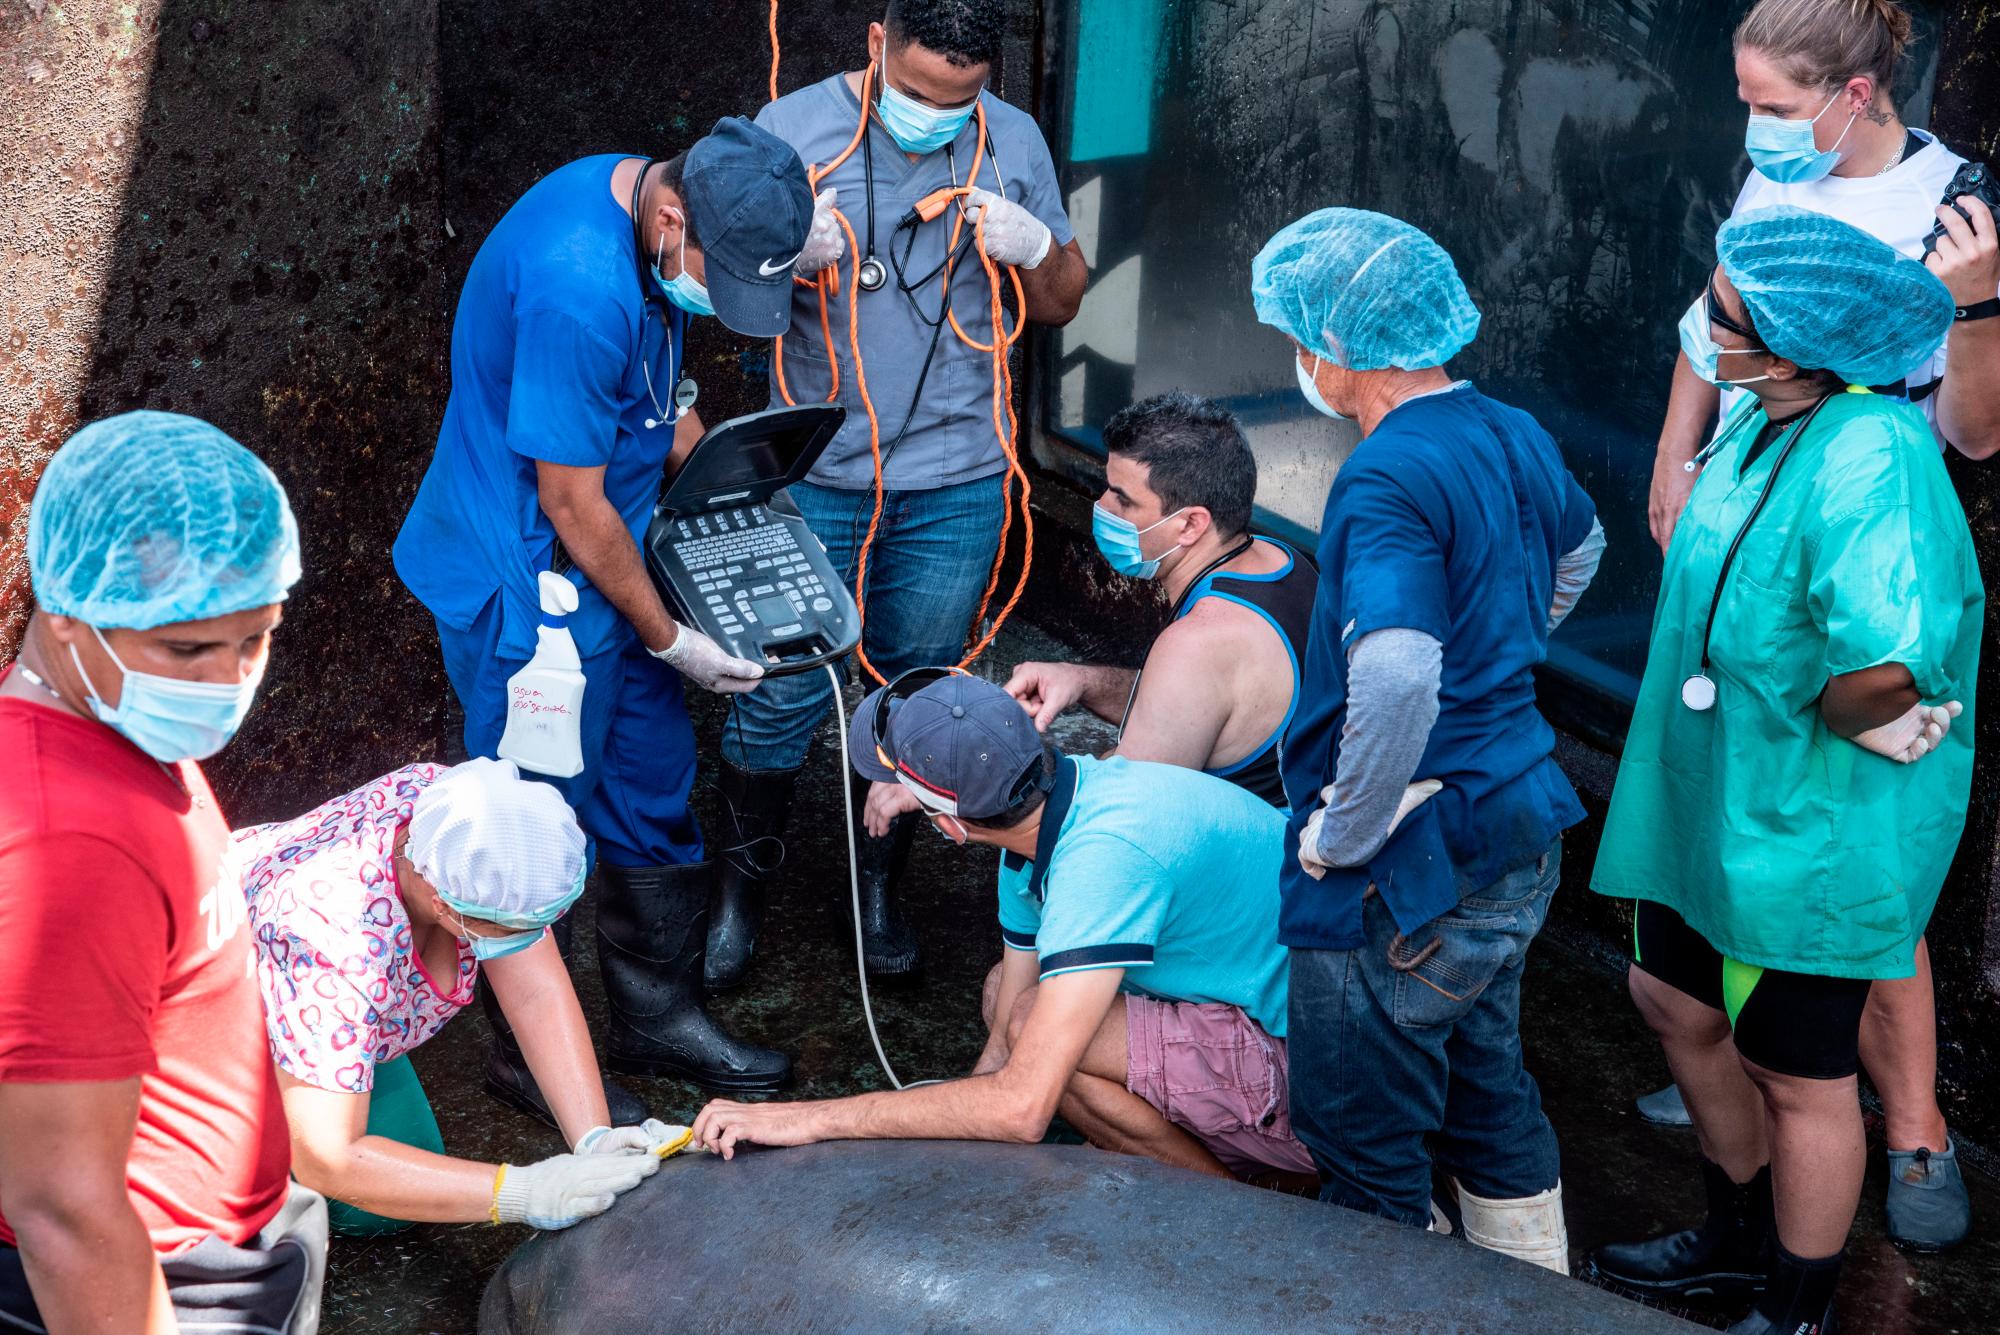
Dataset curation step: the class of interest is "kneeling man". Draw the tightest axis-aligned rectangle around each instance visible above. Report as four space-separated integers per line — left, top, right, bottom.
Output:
693 671 1310 1180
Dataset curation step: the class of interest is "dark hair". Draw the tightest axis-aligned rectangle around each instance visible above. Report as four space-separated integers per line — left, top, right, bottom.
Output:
655 151 700 248
965 743 1058 831
1102 392 1257 539
1736 0 1912 104
884 0 1002 68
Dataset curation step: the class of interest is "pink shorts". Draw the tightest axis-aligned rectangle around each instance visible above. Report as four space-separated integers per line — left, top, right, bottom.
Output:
1125 995 1315 1178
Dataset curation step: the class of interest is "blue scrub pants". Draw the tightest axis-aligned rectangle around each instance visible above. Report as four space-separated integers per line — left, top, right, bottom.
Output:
436 592 702 868
1286 839 1564 1226
721 474 1007 771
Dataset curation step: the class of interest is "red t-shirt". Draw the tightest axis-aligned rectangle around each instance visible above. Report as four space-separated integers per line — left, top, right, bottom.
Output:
0 695 290 1254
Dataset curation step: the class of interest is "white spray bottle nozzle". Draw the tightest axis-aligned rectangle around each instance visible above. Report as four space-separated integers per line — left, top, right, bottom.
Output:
538 570 581 617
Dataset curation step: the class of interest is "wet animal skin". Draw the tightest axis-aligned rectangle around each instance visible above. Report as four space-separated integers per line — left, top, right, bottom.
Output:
481 1140 1689 1332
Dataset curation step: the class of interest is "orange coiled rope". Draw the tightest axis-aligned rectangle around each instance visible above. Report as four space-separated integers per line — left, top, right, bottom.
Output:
767 58 1035 685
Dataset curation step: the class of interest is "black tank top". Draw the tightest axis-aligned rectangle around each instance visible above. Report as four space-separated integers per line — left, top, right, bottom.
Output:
1118 537 1318 807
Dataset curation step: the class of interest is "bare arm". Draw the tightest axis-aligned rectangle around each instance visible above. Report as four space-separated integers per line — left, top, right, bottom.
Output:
972 946 1042 1076
0 1080 176 1334
693 968 1122 1153
1649 352 1722 552
1930 196 2000 460
536 459 679 653
1018 239 1088 326
1004 661 1136 730
483 932 609 1147
1115 623 1232 771
278 1071 509 1224
1820 663 1920 739
666 407 705 479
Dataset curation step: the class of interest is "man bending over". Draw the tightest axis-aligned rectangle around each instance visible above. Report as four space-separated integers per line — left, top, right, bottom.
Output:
694 671 1311 1181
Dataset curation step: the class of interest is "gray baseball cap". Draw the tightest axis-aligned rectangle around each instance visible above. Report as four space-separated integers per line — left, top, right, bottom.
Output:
684 117 812 338
849 673 1048 821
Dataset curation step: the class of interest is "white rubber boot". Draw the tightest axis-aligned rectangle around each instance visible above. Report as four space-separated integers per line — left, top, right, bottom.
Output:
1454 1179 1569 1274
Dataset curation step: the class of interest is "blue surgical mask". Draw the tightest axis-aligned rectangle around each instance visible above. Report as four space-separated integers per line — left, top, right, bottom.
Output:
1296 353 1348 421
652 210 714 317
1676 296 1771 387
1744 92 1855 184
446 910 544 962
1091 503 1187 580
875 54 977 155
70 625 262 763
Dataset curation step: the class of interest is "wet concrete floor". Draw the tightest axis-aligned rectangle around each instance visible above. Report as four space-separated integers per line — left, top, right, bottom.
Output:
320 622 1998 1333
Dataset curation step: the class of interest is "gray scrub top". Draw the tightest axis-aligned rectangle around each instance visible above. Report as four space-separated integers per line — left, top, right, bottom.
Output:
755 74 1073 491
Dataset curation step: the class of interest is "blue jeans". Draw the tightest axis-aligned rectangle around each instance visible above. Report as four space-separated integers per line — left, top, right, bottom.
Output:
435 593 702 869
722 474 1008 771
1287 838 1563 1227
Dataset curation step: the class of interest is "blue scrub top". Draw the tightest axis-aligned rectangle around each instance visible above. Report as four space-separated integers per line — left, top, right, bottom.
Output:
1278 383 1596 951
394 154 688 661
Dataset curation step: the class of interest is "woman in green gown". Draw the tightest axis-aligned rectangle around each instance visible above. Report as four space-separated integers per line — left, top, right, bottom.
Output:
1584 207 1978 1333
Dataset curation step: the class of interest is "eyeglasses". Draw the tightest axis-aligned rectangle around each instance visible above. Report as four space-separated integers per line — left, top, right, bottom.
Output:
1705 278 1762 350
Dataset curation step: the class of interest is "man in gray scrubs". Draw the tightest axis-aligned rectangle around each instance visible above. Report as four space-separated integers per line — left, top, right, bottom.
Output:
707 0 1087 992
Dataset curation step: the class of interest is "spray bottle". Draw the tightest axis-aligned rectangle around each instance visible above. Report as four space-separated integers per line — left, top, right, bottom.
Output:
498 571 586 778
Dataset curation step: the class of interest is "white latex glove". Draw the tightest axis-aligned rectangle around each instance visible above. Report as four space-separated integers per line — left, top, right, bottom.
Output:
651 625 765 695
963 187 1053 268
576 1119 696 1159
492 1149 658 1230
795 188 846 277
1297 780 1444 882
1853 701 1962 764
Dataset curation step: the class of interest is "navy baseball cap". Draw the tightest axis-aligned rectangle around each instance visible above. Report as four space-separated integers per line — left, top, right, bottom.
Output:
850 672 1049 821
684 117 813 338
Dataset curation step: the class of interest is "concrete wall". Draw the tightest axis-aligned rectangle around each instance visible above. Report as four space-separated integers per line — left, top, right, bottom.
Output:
1 0 451 823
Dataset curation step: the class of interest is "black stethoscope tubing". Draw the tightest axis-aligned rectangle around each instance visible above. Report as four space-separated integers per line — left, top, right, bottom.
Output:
1115 536 1257 733
1687 391 1838 693
628 157 688 430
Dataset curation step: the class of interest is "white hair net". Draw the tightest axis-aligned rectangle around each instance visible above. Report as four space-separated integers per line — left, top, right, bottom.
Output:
407 758 588 930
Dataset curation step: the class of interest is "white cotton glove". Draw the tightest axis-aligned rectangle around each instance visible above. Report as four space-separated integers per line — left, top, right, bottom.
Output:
963 187 1053 268
1297 780 1443 882
1853 701 1962 764
651 625 765 694
794 188 846 277
491 1149 658 1230
575 1119 697 1159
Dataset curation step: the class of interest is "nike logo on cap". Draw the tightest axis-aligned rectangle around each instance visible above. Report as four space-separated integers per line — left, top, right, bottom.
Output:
759 250 801 277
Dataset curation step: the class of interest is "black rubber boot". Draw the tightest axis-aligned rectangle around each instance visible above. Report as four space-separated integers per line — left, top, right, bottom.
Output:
1581 1160 1774 1301
850 772 922 984
475 917 649 1131
1724 1244 1841 1334
597 861 792 1093
705 760 800 993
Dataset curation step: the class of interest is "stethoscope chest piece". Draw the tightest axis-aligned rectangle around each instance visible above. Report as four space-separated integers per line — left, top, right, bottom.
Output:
857 256 887 292
1681 672 1717 712
675 377 699 413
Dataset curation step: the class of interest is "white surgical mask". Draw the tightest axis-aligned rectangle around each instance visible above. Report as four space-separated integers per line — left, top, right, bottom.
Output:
70 625 263 763
1677 296 1771 387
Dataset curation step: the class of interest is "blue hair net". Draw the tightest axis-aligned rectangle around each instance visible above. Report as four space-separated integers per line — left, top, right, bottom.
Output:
1716 206 1954 388
1251 208 1481 371
27 411 302 629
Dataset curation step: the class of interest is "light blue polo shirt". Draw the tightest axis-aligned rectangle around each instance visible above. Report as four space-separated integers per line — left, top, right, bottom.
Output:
996 756 1290 1037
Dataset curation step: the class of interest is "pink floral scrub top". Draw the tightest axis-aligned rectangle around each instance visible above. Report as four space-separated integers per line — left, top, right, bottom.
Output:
236 764 477 1094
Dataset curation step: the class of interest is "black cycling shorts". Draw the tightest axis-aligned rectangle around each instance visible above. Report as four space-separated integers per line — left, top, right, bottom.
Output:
1632 900 1871 1080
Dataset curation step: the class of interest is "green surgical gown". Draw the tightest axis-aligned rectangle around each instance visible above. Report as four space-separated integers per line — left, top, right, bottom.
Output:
1593 389 1982 980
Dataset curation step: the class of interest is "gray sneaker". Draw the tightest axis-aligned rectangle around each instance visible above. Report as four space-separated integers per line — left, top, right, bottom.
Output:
1886 1137 1971 1254
1635 1083 1693 1127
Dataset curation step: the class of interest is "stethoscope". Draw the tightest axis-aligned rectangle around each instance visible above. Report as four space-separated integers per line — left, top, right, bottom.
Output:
1115 535 1255 733
1680 391 1836 712
852 95 1007 295
629 157 699 430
